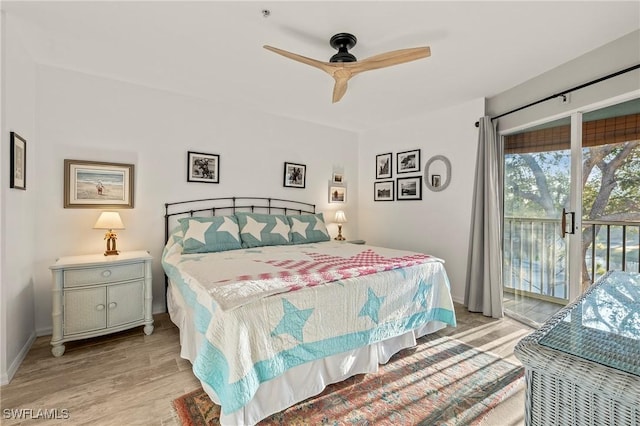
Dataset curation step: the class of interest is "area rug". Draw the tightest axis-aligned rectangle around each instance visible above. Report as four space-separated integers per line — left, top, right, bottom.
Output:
173 335 524 425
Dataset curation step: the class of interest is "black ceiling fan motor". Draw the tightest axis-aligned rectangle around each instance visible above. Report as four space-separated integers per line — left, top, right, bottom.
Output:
329 33 358 63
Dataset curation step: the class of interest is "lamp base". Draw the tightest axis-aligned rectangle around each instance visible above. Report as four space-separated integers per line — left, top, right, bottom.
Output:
104 231 119 256
334 236 346 241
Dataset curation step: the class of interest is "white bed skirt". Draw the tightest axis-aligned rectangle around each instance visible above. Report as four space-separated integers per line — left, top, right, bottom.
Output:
168 282 447 426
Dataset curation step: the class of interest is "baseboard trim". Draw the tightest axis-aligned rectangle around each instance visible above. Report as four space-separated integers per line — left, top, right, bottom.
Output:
37 326 53 337
1 330 36 385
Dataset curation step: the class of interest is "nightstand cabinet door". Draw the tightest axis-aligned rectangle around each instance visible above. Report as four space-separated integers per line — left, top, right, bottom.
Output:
64 287 107 335
108 280 144 327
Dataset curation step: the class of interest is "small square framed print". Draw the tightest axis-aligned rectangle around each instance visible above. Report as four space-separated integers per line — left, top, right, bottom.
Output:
332 172 344 184
329 185 346 203
374 181 394 201
188 151 219 183
397 149 421 174
10 132 26 190
397 176 422 200
284 162 306 188
376 153 392 179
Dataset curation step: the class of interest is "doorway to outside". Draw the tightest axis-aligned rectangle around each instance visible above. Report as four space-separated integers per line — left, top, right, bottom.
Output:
502 97 640 327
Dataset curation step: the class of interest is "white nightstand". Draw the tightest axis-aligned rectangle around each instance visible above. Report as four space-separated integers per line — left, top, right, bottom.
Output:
50 250 154 357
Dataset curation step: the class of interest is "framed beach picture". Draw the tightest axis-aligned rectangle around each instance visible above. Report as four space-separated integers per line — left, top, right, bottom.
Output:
64 159 134 208
397 149 421 174
283 162 306 188
374 181 394 201
188 151 220 183
10 132 26 190
375 153 392 179
397 176 422 200
332 172 344 184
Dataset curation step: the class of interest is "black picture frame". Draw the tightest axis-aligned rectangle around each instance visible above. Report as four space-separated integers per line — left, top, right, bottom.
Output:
374 180 394 201
283 162 306 188
397 149 421 174
10 132 26 190
375 153 392 179
188 151 219 184
397 176 422 200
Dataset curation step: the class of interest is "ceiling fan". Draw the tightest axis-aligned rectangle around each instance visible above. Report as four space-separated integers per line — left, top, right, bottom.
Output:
263 33 431 103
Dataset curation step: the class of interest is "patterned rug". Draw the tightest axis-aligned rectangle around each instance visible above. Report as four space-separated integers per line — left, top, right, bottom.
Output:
173 335 524 425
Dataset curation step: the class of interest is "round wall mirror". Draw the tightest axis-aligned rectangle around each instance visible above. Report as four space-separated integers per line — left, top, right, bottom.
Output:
424 155 451 192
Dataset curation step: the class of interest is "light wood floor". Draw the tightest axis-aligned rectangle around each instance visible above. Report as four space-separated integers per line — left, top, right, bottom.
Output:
0 304 533 425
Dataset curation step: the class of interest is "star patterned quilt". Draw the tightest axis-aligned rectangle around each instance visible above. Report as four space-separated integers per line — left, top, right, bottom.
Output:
162 232 457 415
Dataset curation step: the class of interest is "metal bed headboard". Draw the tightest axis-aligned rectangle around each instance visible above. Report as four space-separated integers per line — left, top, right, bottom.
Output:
164 196 316 243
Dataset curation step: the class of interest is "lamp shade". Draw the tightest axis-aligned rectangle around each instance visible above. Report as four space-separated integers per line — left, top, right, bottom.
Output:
334 210 347 223
93 212 125 230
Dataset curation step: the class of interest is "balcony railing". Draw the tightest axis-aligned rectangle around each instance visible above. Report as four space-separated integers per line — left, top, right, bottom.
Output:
503 217 640 302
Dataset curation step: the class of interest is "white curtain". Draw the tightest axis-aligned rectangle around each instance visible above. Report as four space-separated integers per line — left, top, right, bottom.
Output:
465 116 504 318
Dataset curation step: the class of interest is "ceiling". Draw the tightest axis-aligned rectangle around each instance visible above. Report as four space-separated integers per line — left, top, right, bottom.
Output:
3 1 639 132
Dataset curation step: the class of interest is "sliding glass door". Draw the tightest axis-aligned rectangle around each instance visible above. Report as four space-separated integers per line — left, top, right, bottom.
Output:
503 116 575 324
502 97 640 326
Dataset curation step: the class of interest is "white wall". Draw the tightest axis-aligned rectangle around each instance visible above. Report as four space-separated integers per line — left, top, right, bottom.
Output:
31 66 359 333
1 12 38 384
358 98 485 303
489 30 640 131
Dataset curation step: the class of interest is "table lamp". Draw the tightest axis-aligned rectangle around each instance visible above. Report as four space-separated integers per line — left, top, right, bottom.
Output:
334 210 347 241
94 211 125 256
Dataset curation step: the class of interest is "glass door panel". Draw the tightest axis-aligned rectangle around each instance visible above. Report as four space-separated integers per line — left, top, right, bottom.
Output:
503 117 572 325
581 98 640 291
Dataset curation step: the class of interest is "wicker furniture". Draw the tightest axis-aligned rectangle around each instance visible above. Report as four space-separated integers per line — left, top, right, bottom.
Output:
50 250 154 356
514 270 639 426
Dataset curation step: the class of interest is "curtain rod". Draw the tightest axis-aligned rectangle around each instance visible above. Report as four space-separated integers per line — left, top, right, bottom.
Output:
474 63 640 127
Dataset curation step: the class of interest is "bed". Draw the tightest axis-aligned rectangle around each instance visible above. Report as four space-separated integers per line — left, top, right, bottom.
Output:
162 197 457 425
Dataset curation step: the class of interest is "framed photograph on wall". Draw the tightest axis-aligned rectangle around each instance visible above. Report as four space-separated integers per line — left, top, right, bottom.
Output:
188 151 220 183
329 185 347 203
374 181 394 201
10 132 26 190
397 149 421 174
64 159 134 208
375 153 392 179
332 172 344 184
397 176 422 201
283 162 306 188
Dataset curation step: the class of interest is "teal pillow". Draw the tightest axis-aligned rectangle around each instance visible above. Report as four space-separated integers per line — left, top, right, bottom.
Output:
235 212 291 248
288 213 330 244
178 216 242 254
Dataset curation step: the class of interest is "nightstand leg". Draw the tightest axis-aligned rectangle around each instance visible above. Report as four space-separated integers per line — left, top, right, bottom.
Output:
144 324 154 335
51 344 65 357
